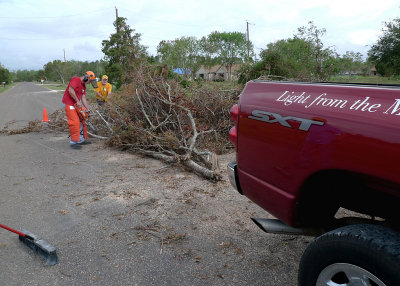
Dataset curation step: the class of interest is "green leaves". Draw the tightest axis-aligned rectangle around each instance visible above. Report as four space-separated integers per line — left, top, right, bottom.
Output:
156 31 252 80
368 18 400 76
101 17 148 89
260 38 322 80
157 36 200 77
252 21 356 82
0 63 11 84
207 31 251 68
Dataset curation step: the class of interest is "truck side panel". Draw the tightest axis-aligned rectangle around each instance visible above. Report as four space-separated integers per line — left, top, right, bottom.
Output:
236 81 400 226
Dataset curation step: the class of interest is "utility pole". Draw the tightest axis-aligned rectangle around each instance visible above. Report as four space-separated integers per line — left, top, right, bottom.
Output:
62 48 66 84
115 6 119 32
115 6 120 65
246 21 250 65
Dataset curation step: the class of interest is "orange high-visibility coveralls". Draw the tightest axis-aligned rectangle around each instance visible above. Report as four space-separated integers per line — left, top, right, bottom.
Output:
62 77 88 143
64 105 87 142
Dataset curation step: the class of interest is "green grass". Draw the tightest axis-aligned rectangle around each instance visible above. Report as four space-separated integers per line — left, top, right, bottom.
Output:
39 82 67 91
40 82 97 100
0 83 17 94
328 75 400 85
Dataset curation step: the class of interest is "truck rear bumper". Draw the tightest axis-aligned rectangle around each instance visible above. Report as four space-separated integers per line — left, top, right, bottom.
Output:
228 161 243 195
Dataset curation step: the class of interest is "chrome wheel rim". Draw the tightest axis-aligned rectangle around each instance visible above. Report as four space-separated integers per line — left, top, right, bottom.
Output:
316 263 386 286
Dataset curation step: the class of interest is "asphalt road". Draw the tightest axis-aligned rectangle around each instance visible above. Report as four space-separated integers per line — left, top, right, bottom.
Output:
0 82 62 130
0 83 311 286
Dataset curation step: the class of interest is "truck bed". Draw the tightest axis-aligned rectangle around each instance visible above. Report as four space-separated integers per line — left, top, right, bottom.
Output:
230 80 400 227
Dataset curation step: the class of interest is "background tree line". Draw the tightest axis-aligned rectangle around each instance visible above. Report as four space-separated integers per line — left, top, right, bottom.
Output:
0 63 11 84
1 16 400 87
242 21 368 83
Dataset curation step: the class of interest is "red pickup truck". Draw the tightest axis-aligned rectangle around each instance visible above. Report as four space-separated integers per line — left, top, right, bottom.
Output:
228 80 400 285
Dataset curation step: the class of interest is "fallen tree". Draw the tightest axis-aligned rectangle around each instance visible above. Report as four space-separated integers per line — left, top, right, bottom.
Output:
97 63 241 180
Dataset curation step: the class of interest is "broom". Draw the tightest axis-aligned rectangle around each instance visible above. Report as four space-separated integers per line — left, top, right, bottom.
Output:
0 223 58 266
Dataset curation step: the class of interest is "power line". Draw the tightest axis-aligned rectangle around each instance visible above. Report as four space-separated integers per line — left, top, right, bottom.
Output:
0 32 111 41
0 9 107 19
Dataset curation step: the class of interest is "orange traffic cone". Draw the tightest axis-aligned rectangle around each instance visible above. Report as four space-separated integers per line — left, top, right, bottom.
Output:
42 108 50 122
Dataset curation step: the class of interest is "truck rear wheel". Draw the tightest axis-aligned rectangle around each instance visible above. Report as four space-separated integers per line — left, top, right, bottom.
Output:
298 224 400 286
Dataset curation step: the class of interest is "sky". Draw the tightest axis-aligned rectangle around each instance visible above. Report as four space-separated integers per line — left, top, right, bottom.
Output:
0 0 399 71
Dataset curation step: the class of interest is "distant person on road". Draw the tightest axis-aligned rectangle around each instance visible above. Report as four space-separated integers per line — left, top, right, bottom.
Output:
94 75 112 106
62 71 97 149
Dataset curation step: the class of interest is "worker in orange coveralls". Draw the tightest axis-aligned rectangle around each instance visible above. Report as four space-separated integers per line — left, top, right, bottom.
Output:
62 71 97 149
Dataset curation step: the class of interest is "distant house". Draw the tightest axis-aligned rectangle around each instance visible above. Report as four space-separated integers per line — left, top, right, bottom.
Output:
370 66 377 76
195 64 242 81
195 66 209 80
209 65 226 81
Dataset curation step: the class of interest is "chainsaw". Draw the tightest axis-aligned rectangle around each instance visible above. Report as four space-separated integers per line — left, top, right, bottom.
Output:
74 103 90 121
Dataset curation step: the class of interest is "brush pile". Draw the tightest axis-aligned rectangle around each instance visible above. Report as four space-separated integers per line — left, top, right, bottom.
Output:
16 63 241 181
93 64 241 180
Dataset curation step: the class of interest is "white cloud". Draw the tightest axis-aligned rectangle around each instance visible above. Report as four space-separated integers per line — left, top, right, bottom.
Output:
348 29 381 46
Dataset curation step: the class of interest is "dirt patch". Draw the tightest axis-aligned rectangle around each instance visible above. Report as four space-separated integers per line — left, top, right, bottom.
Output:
71 142 313 285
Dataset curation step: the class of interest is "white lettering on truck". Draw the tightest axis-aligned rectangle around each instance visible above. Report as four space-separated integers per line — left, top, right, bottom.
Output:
384 99 400 115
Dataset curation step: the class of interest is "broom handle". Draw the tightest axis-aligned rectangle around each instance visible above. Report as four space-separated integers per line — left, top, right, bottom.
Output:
0 224 26 237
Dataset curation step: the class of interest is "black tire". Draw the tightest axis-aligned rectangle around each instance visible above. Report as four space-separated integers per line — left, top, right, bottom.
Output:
298 224 400 286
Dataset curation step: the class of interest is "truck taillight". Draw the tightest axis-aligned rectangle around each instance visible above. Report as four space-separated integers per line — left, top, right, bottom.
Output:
229 104 239 149
230 104 239 123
